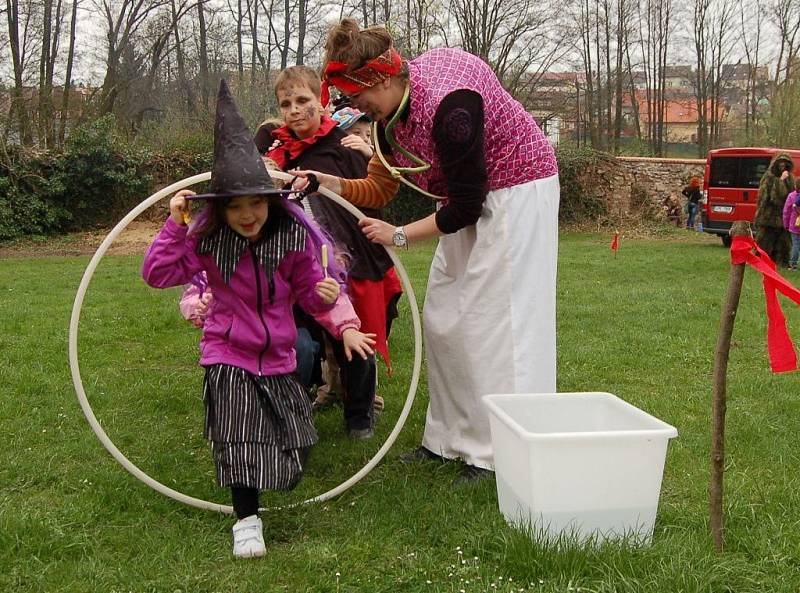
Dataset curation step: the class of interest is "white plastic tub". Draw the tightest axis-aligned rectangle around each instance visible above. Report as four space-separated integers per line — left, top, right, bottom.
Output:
483 392 678 544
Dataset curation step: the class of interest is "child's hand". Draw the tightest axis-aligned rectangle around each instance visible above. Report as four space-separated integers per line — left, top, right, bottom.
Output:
196 292 213 317
170 190 195 225
342 328 377 361
341 134 373 159
292 170 342 195
315 277 340 304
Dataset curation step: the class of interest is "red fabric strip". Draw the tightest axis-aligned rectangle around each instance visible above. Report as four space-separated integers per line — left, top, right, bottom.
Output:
266 116 338 170
731 235 800 372
321 48 403 107
610 232 619 252
348 270 402 374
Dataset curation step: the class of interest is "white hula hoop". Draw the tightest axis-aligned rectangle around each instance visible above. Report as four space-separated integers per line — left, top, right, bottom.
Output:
68 170 423 514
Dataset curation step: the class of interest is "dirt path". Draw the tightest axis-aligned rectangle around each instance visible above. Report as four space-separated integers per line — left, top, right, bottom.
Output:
0 221 162 258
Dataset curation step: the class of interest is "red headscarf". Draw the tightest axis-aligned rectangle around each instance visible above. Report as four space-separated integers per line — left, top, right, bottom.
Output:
267 116 338 170
321 48 403 107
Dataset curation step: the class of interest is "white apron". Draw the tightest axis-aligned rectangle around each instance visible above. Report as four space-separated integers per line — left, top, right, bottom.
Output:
421 174 560 469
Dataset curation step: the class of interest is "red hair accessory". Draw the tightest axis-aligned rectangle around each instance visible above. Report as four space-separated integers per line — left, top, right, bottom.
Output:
321 47 402 107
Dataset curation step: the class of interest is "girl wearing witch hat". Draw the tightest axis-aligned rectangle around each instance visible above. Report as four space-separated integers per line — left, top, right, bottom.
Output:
142 80 376 559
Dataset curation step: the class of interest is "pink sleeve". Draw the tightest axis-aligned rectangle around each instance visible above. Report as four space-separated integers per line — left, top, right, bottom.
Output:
179 284 203 322
313 293 361 340
142 217 203 288
286 237 362 339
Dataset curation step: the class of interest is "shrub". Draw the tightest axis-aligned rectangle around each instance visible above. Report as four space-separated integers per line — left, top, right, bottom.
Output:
49 115 153 229
383 184 436 226
0 147 70 240
556 144 610 223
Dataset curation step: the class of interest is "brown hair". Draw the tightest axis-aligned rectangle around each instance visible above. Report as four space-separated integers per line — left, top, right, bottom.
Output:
323 19 398 72
274 66 321 99
794 178 800 191
190 195 286 240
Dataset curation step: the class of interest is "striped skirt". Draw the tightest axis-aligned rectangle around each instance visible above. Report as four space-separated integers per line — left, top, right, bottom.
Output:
203 364 317 490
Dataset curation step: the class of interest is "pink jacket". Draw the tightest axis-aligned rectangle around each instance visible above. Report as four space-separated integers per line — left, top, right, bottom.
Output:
783 191 800 234
143 217 360 376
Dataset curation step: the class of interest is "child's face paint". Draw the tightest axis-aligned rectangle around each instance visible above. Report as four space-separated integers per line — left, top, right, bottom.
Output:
225 196 269 241
277 82 322 139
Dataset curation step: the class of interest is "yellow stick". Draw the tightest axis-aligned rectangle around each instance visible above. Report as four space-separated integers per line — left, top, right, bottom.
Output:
321 244 329 278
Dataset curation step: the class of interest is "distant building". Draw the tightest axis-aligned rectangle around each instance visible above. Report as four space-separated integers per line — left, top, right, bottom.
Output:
622 90 728 142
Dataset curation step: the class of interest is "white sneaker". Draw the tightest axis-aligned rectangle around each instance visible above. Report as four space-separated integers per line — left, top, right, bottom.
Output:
232 515 266 559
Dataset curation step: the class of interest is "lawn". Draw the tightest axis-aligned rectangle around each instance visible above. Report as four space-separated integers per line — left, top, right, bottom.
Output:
2 230 799 592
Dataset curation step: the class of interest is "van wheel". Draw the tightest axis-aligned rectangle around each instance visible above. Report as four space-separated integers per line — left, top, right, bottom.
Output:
721 235 732 247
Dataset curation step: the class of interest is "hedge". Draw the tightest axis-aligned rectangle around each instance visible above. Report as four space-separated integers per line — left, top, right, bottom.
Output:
0 122 608 241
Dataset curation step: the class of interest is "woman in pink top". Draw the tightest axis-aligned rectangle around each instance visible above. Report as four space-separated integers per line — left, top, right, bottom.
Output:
296 19 560 483
782 178 800 271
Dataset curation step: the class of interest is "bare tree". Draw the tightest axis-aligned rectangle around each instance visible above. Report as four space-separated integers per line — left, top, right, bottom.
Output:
95 0 171 115
450 0 567 97
58 0 79 145
196 0 210 111
692 0 736 155
740 0 765 143
771 0 800 83
636 0 672 155
6 0 39 144
398 0 441 57
171 0 196 116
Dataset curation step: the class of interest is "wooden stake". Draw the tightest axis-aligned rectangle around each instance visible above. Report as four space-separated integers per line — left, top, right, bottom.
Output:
710 221 750 553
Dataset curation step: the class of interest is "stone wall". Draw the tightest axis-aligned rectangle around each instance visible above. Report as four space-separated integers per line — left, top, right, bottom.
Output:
580 155 706 221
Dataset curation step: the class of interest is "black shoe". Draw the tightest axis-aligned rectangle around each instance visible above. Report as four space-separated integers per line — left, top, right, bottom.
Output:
454 464 494 486
399 446 444 464
348 427 374 441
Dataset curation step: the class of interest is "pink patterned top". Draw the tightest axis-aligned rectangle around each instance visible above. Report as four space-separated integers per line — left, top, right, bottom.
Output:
390 48 558 195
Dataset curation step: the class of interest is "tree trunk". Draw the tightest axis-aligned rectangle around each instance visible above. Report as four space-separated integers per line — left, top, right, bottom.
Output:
197 1 210 112
296 0 306 65
710 220 751 553
7 0 33 144
58 0 79 145
171 0 196 117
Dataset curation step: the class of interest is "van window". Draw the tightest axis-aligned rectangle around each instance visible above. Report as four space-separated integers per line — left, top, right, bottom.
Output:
709 156 771 188
739 157 770 188
709 157 738 187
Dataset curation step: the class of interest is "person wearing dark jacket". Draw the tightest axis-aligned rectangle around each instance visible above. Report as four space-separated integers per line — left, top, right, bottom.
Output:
682 176 702 229
755 153 795 266
259 66 402 440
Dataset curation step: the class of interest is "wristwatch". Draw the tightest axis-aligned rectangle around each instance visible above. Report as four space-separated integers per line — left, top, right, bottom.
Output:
392 226 408 248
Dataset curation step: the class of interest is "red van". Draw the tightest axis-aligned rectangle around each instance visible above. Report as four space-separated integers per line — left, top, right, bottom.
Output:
702 147 800 246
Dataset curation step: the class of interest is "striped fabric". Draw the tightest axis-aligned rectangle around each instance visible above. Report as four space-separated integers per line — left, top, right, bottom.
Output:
197 216 306 285
203 364 317 490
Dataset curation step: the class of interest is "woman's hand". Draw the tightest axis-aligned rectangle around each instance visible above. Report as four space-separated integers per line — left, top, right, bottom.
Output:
315 277 340 305
359 217 395 246
169 190 195 225
291 170 342 195
341 328 377 361
341 134 373 159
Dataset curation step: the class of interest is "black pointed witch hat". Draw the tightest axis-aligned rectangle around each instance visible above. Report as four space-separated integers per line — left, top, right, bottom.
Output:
189 80 288 200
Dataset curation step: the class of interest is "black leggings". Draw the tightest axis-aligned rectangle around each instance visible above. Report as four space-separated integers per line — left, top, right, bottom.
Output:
231 486 259 519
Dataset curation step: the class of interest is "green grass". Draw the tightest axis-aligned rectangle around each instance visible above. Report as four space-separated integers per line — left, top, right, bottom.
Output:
2 230 800 592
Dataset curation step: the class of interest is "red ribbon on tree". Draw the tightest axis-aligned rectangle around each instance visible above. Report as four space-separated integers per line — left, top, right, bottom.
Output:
731 235 800 373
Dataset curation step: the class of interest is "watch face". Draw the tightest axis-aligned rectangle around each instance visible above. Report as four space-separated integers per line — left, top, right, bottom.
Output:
393 229 406 246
